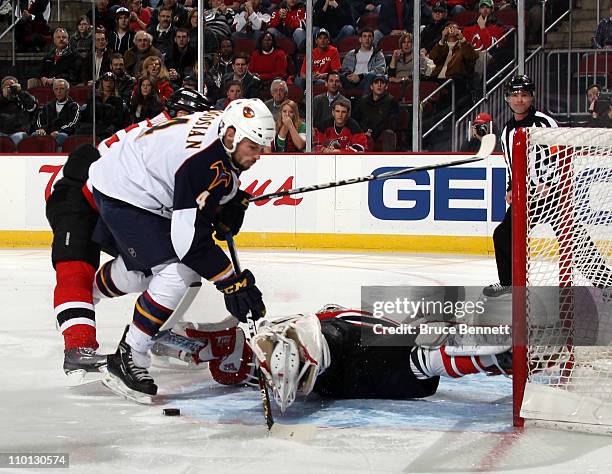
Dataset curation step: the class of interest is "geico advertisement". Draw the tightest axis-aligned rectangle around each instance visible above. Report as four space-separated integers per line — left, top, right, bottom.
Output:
2 153 508 235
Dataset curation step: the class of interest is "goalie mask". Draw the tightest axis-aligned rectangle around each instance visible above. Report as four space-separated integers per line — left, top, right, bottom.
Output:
251 314 331 413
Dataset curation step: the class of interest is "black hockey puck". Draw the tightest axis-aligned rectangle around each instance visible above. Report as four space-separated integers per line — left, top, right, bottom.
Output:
163 408 180 416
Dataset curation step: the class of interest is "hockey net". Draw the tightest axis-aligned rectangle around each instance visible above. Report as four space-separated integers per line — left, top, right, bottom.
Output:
512 127 612 430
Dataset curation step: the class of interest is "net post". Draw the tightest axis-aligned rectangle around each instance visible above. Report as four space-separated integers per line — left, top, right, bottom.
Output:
512 127 528 428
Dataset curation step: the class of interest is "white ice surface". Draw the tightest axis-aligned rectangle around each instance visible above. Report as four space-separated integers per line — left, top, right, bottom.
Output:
2 249 612 473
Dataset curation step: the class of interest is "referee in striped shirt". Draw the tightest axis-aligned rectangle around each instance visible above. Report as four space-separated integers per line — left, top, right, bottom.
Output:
483 75 557 297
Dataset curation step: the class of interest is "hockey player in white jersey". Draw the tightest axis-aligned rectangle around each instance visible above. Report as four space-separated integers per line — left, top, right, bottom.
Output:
46 88 212 387
87 98 275 401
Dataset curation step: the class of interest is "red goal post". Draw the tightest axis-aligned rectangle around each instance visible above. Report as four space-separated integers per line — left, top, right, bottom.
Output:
512 126 612 431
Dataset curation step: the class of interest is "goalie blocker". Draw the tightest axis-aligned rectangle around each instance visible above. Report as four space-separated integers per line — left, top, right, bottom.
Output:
153 305 511 412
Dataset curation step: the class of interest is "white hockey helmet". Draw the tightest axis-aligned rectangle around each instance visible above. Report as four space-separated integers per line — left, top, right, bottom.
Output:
219 98 275 154
252 314 331 413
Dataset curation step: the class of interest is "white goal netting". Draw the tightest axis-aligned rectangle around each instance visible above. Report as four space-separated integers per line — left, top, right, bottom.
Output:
519 127 612 428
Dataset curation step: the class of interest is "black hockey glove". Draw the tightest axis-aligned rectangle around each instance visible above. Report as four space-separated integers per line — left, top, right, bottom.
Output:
215 269 266 323
214 190 251 241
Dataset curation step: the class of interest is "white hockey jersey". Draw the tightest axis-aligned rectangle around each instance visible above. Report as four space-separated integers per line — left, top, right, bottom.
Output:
88 111 239 281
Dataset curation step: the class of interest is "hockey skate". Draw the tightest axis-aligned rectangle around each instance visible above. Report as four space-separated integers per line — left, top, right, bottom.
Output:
64 347 108 387
103 327 158 404
482 282 512 297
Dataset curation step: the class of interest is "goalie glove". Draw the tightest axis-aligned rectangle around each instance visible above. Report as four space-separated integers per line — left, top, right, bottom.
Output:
215 269 266 322
251 313 331 413
213 189 250 241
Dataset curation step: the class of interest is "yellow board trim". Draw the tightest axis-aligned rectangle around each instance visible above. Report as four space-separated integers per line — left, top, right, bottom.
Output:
0 230 494 254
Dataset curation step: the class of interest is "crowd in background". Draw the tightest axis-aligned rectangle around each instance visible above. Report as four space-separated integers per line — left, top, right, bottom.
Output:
1 0 601 154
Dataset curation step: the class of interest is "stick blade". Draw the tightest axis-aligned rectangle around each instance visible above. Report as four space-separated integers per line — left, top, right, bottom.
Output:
269 423 317 441
475 133 497 158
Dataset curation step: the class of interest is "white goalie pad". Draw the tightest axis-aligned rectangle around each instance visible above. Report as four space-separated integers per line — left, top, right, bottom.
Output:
252 314 331 412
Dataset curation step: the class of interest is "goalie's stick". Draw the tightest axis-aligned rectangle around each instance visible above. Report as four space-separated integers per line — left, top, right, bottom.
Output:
226 234 316 441
249 133 497 202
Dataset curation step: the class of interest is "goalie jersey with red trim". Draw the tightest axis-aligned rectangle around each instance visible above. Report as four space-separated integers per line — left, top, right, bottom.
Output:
313 308 440 399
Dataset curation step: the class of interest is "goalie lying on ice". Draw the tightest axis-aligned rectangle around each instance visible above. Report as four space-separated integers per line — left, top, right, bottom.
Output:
152 305 512 413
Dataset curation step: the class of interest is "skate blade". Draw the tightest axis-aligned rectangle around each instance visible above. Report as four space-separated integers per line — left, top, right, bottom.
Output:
102 372 155 405
65 366 107 387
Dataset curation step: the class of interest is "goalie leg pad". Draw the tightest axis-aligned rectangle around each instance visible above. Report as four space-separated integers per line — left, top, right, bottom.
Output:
410 346 505 379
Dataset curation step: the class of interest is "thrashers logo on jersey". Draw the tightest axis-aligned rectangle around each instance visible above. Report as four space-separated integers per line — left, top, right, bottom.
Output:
208 161 232 191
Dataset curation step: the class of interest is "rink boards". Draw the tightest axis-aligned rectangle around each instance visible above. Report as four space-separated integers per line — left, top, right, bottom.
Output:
0 152 507 254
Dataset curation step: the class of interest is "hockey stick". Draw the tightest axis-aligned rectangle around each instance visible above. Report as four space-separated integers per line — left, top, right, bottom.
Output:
249 133 497 202
226 234 317 441
151 281 202 342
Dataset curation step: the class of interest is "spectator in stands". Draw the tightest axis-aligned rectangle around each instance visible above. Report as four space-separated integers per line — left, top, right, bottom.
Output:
83 27 113 85
167 28 197 88
204 0 235 41
463 0 507 90
187 10 219 57
374 0 429 46
88 0 115 35
232 0 271 42
14 0 51 52
110 53 136 101
128 0 152 32
124 30 162 76
464 0 506 52
595 2 612 49
210 38 235 87
150 0 188 30
265 78 288 121
70 16 93 59
77 72 129 139
312 70 346 130
444 0 470 17
268 0 306 50
214 79 242 109
273 99 306 152
0 76 37 146
421 1 448 53
587 84 600 116
588 89 612 127
222 52 261 98
108 7 135 55
313 0 356 45
354 73 400 151
460 112 493 152
182 60 222 102
249 31 288 85
148 6 176 60
137 55 173 102
33 78 80 149
296 28 341 91
350 1 381 23
28 28 82 88
340 28 386 92
389 32 435 87
426 22 478 94
129 77 164 119
315 98 368 152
